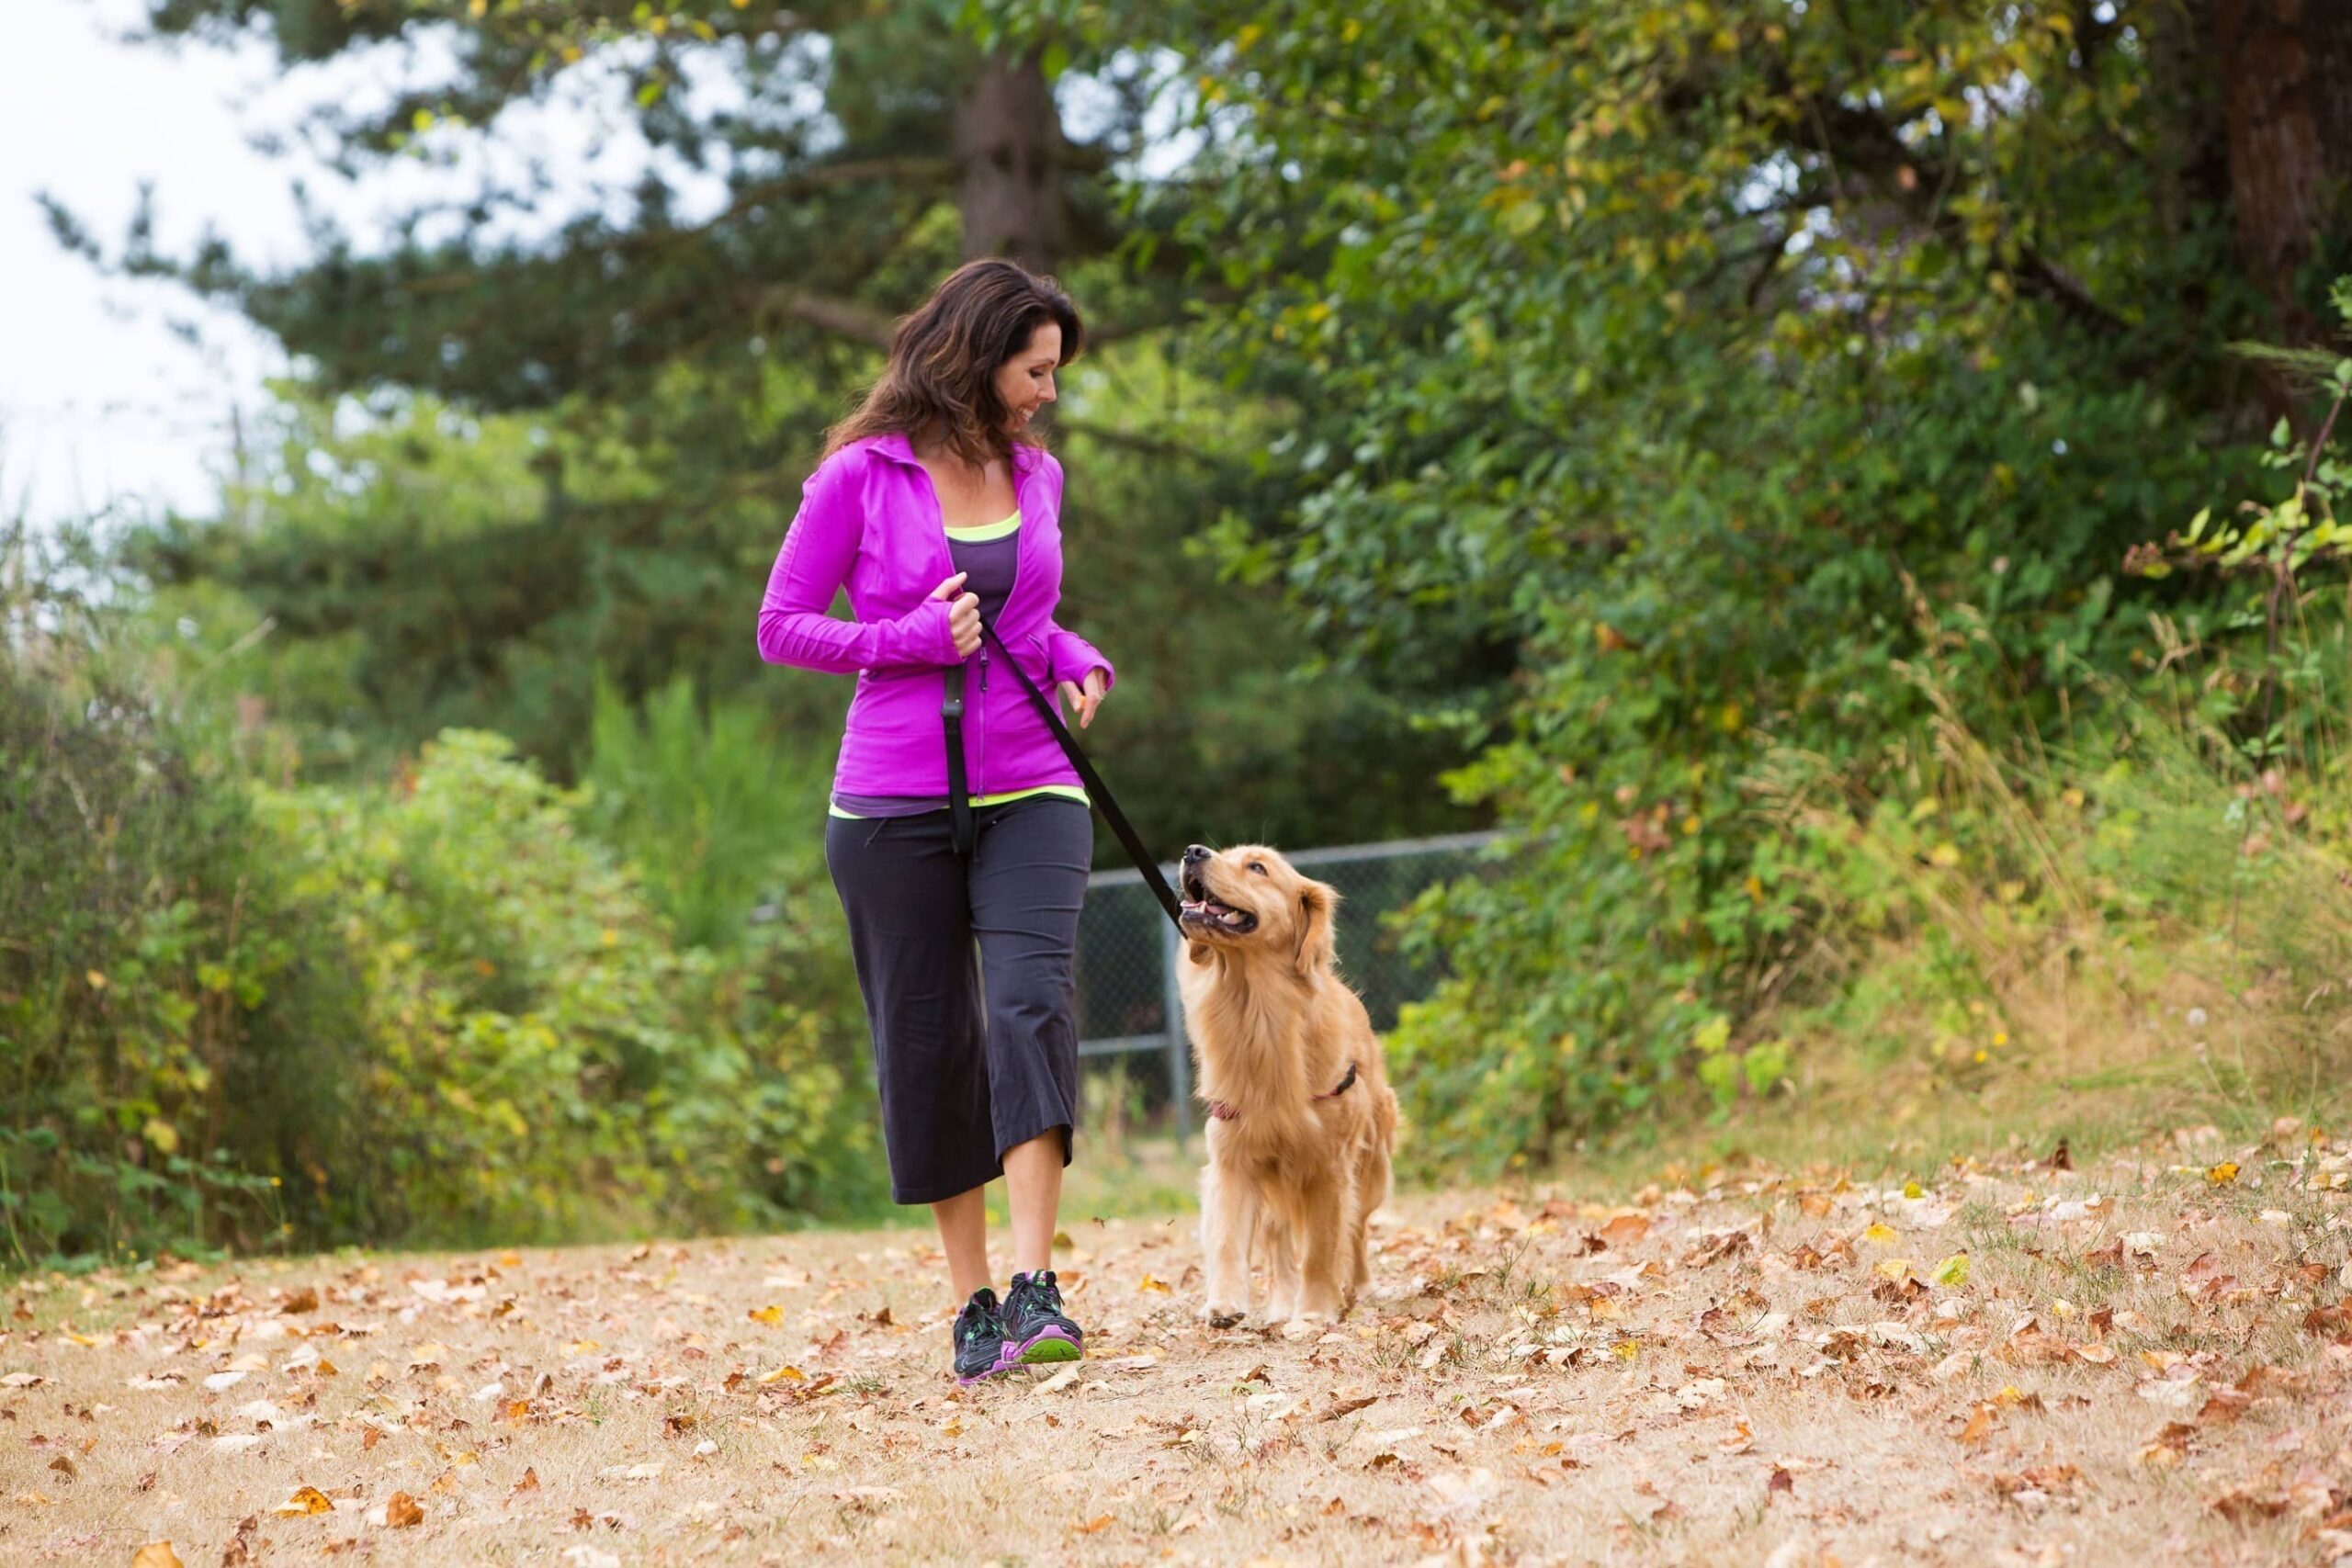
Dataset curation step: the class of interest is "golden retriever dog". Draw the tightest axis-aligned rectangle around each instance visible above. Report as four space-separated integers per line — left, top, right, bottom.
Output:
1176 843 1399 1337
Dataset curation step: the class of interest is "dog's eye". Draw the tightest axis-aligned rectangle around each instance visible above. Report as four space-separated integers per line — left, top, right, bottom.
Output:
1248 861 1266 875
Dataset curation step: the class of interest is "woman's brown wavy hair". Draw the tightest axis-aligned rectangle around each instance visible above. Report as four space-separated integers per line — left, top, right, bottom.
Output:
823 258 1085 468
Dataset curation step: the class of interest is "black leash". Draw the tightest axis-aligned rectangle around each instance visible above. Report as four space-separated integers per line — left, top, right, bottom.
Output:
942 661 973 863
940 626 1184 929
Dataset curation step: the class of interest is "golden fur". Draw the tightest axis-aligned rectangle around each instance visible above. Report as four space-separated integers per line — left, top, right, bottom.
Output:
1175 844 1399 1336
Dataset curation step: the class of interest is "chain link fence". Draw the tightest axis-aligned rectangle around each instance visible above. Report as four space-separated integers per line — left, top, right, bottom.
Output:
1075 830 1500 1134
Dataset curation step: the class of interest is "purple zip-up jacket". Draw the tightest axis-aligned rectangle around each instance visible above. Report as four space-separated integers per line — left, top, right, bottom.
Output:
755 432 1115 799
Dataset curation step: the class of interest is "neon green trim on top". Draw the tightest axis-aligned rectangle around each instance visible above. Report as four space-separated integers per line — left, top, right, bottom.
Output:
942 509 1022 542
828 784 1089 821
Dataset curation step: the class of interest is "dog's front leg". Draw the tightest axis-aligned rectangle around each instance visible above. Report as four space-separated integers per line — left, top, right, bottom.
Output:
1346 1149 1384 1312
1198 1158 1255 1328
1261 1213 1298 1325
1284 1176 1347 1337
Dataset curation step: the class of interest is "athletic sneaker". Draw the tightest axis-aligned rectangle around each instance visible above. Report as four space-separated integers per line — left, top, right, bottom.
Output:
1001 1269 1083 1365
953 1288 1013 1384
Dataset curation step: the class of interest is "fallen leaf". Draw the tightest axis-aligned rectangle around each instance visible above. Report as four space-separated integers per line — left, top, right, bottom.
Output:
130 1546 184 1568
1069 1515 1115 1534
747 1305 785 1325
2211 1488 2289 1523
1425 1466 1502 1513
272 1485 334 1517
2205 1162 2239 1186
386 1491 424 1528
1598 1213 1651 1247
1034 1365 1080 1395
2138 1421 2196 1465
1931 1252 1971 1287
1136 1274 1172 1294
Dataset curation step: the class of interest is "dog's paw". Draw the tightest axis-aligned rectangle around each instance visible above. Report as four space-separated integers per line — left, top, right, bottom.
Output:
1279 1315 1326 1342
1198 1303 1248 1330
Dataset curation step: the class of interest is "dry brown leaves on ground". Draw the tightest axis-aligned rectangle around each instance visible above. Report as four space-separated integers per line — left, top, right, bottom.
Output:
3 1119 2350 1564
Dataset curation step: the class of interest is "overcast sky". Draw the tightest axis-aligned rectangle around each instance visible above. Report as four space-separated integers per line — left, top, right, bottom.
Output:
6 1 293 527
3 0 750 531
5 5 1176 534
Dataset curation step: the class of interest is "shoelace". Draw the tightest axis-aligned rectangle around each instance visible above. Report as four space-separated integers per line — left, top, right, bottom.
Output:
1010 1274 1061 1320
957 1290 1001 1340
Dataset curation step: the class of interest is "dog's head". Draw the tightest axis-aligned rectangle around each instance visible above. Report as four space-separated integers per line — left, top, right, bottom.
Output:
1178 843 1339 976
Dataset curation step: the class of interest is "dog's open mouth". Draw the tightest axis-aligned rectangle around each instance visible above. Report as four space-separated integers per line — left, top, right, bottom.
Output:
1180 869 1258 934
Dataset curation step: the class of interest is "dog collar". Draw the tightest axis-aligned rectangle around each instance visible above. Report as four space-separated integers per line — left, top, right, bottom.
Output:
1206 1061 1358 1122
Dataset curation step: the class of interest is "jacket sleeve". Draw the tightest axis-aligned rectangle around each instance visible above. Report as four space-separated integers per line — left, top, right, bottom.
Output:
1045 622 1116 692
1034 454 1116 691
755 455 957 673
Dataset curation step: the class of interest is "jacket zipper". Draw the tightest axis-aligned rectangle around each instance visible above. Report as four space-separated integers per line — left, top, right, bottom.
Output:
935 460 1029 800
975 468 1030 797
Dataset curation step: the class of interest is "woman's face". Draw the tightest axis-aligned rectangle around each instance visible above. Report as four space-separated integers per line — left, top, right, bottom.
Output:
994 321 1062 433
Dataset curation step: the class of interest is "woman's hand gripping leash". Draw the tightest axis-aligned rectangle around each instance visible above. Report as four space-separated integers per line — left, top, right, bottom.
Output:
933 569 1106 728
932 570 981 658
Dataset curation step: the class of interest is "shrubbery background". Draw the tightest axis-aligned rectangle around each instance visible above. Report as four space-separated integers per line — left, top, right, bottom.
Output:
10 0 2352 1265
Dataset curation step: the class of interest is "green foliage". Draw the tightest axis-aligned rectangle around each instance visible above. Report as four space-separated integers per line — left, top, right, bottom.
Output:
256 728 880 1244
979 0 2351 1171
0 658 296 1267
2 513 883 1269
582 671 835 953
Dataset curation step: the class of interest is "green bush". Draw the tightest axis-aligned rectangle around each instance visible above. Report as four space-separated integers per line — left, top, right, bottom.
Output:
3 509 883 1266
253 728 882 1245
0 656 302 1264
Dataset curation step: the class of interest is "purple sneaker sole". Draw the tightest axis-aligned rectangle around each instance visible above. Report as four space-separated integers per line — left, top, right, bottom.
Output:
956 1348 1017 1386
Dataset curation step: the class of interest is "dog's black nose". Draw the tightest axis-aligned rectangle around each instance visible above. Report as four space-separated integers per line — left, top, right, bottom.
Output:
1182 844 1210 864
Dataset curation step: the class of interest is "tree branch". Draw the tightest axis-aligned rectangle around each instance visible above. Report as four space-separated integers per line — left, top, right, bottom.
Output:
1052 415 1216 464
751 288 899 349
1794 93 2132 339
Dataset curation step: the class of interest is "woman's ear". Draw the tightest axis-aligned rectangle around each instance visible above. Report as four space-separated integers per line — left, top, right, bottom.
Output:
1293 877 1340 977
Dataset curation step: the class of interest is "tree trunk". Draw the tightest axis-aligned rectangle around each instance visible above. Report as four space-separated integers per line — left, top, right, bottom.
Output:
2212 0 2352 423
954 55 1068 276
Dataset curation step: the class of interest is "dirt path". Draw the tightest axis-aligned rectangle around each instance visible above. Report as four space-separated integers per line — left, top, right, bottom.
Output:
5 1125 2351 1565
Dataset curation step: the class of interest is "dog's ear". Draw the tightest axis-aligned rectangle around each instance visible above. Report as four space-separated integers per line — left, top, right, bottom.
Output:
1293 876 1340 977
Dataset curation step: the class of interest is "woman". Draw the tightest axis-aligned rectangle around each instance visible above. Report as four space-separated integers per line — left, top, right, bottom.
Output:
755 258 1112 1385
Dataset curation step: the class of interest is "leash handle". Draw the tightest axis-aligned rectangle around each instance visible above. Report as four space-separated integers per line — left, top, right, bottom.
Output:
981 624 1184 929
942 662 973 854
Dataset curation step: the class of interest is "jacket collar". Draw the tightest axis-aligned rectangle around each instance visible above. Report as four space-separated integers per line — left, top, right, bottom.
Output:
863 430 1045 477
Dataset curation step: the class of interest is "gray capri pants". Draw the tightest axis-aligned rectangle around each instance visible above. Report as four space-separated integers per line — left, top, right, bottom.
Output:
823 794 1092 1205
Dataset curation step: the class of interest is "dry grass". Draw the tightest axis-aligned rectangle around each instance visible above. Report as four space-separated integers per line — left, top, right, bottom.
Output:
5 1124 2351 1567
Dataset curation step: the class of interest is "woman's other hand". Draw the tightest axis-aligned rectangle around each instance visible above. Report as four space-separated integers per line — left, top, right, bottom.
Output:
1057 669 1108 729
931 571 981 658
